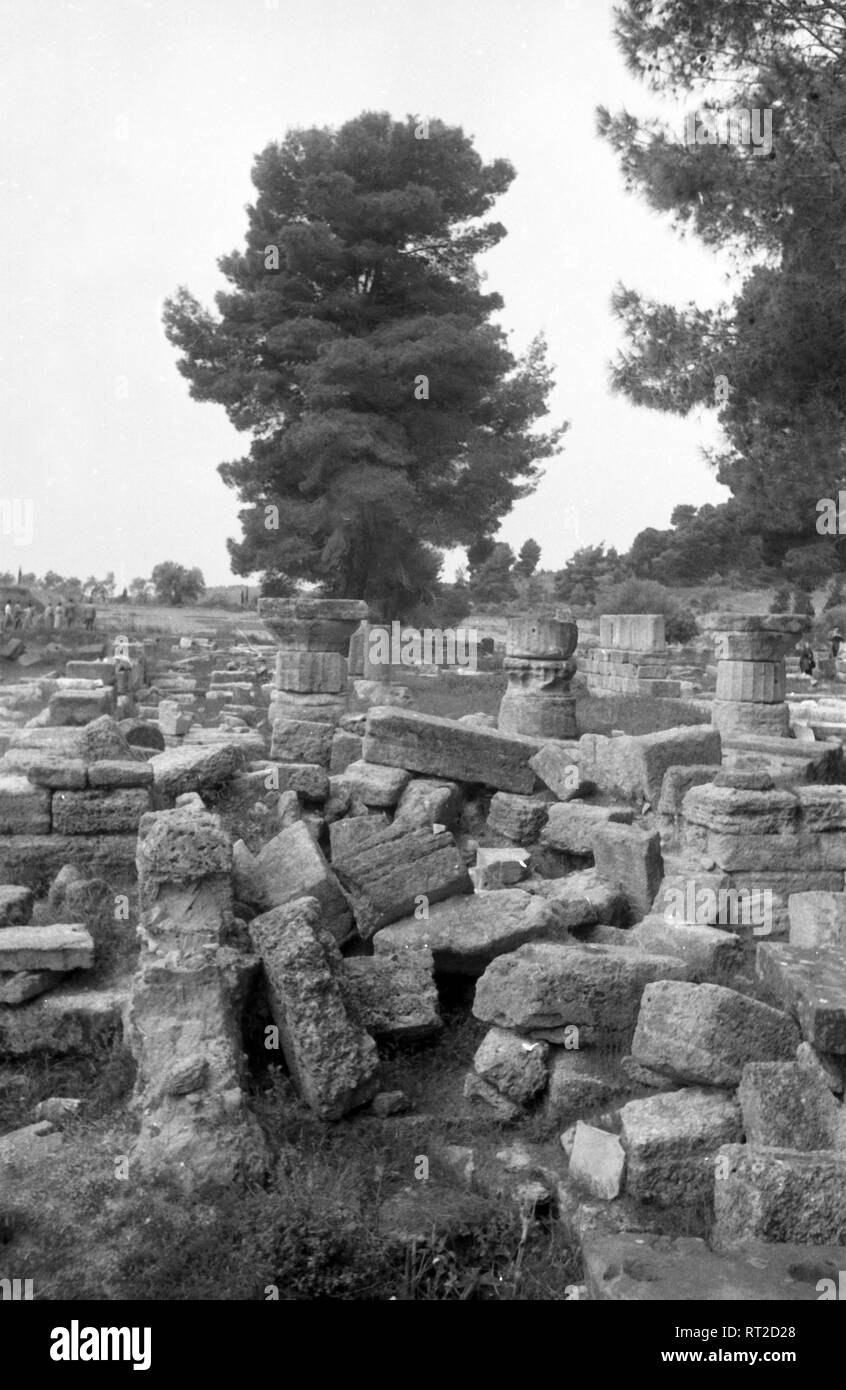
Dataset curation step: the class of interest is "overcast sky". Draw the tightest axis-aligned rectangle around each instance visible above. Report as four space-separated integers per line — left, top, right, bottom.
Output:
1 0 734 589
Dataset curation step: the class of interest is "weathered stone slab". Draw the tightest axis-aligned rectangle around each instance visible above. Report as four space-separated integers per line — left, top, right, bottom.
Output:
1 750 88 788
329 729 363 775
0 981 126 1056
52 787 151 835
250 896 379 1118
714 1146 846 1248
592 823 663 917
631 915 742 984
275 650 347 693
87 759 153 788
569 1121 626 1200
473 941 687 1047
150 743 244 797
738 1061 842 1150
631 981 800 1085
394 777 461 830
0 775 51 834
545 1049 624 1122
373 888 568 975
238 822 352 943
756 942 846 1053
48 687 116 724
333 823 471 937
363 707 539 793
583 1231 846 1300
472 1027 549 1104
66 660 117 684
276 763 330 801
0 833 138 893
487 791 551 843
328 812 389 861
339 947 441 1043
331 759 410 808
621 1088 741 1207
0 924 94 972
541 802 633 855
270 718 334 765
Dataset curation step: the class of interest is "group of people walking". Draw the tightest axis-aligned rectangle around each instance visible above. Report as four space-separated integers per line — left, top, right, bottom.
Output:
2 600 97 632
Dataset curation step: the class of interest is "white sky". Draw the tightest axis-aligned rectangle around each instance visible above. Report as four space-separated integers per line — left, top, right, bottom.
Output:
1 0 734 589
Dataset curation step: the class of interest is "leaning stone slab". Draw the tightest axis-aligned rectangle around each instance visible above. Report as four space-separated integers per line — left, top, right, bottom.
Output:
0 775 51 834
473 941 687 1047
738 1061 842 1150
250 897 379 1119
713 1146 846 1249
150 743 244 798
529 742 582 800
631 981 800 1086
339 947 441 1043
0 885 33 927
596 725 721 806
569 1122 626 1200
583 1231 846 1301
0 924 94 972
621 1088 741 1207
52 787 151 835
363 706 539 793
756 942 846 1053
241 822 352 943
333 823 471 938
373 888 569 975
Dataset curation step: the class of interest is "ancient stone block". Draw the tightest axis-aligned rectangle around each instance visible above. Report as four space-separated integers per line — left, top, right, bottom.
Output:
86 759 153 789
738 1061 842 1150
0 969 62 1004
592 822 664 917
373 886 566 975
544 1049 624 1122
333 823 471 938
363 707 539 794
473 941 687 1048
540 802 634 855
715 660 786 703
631 980 800 1085
48 687 116 725
472 1026 548 1104
621 1088 742 1207
150 743 243 798
339 947 441 1043
250 896 379 1118
331 759 410 808
569 1121 626 1200
240 822 352 943
277 763 330 801
52 788 151 835
1 750 88 788
329 729 363 775
270 718 334 765
713 1146 846 1248
275 650 347 693
394 777 461 830
0 775 51 834
487 791 551 842
0 924 94 972
756 942 846 1053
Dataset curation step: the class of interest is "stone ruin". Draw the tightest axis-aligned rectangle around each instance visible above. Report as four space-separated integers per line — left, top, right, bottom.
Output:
0 600 845 1299
584 613 682 699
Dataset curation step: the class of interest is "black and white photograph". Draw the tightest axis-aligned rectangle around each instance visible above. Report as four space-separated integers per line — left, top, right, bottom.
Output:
1 0 845 1346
